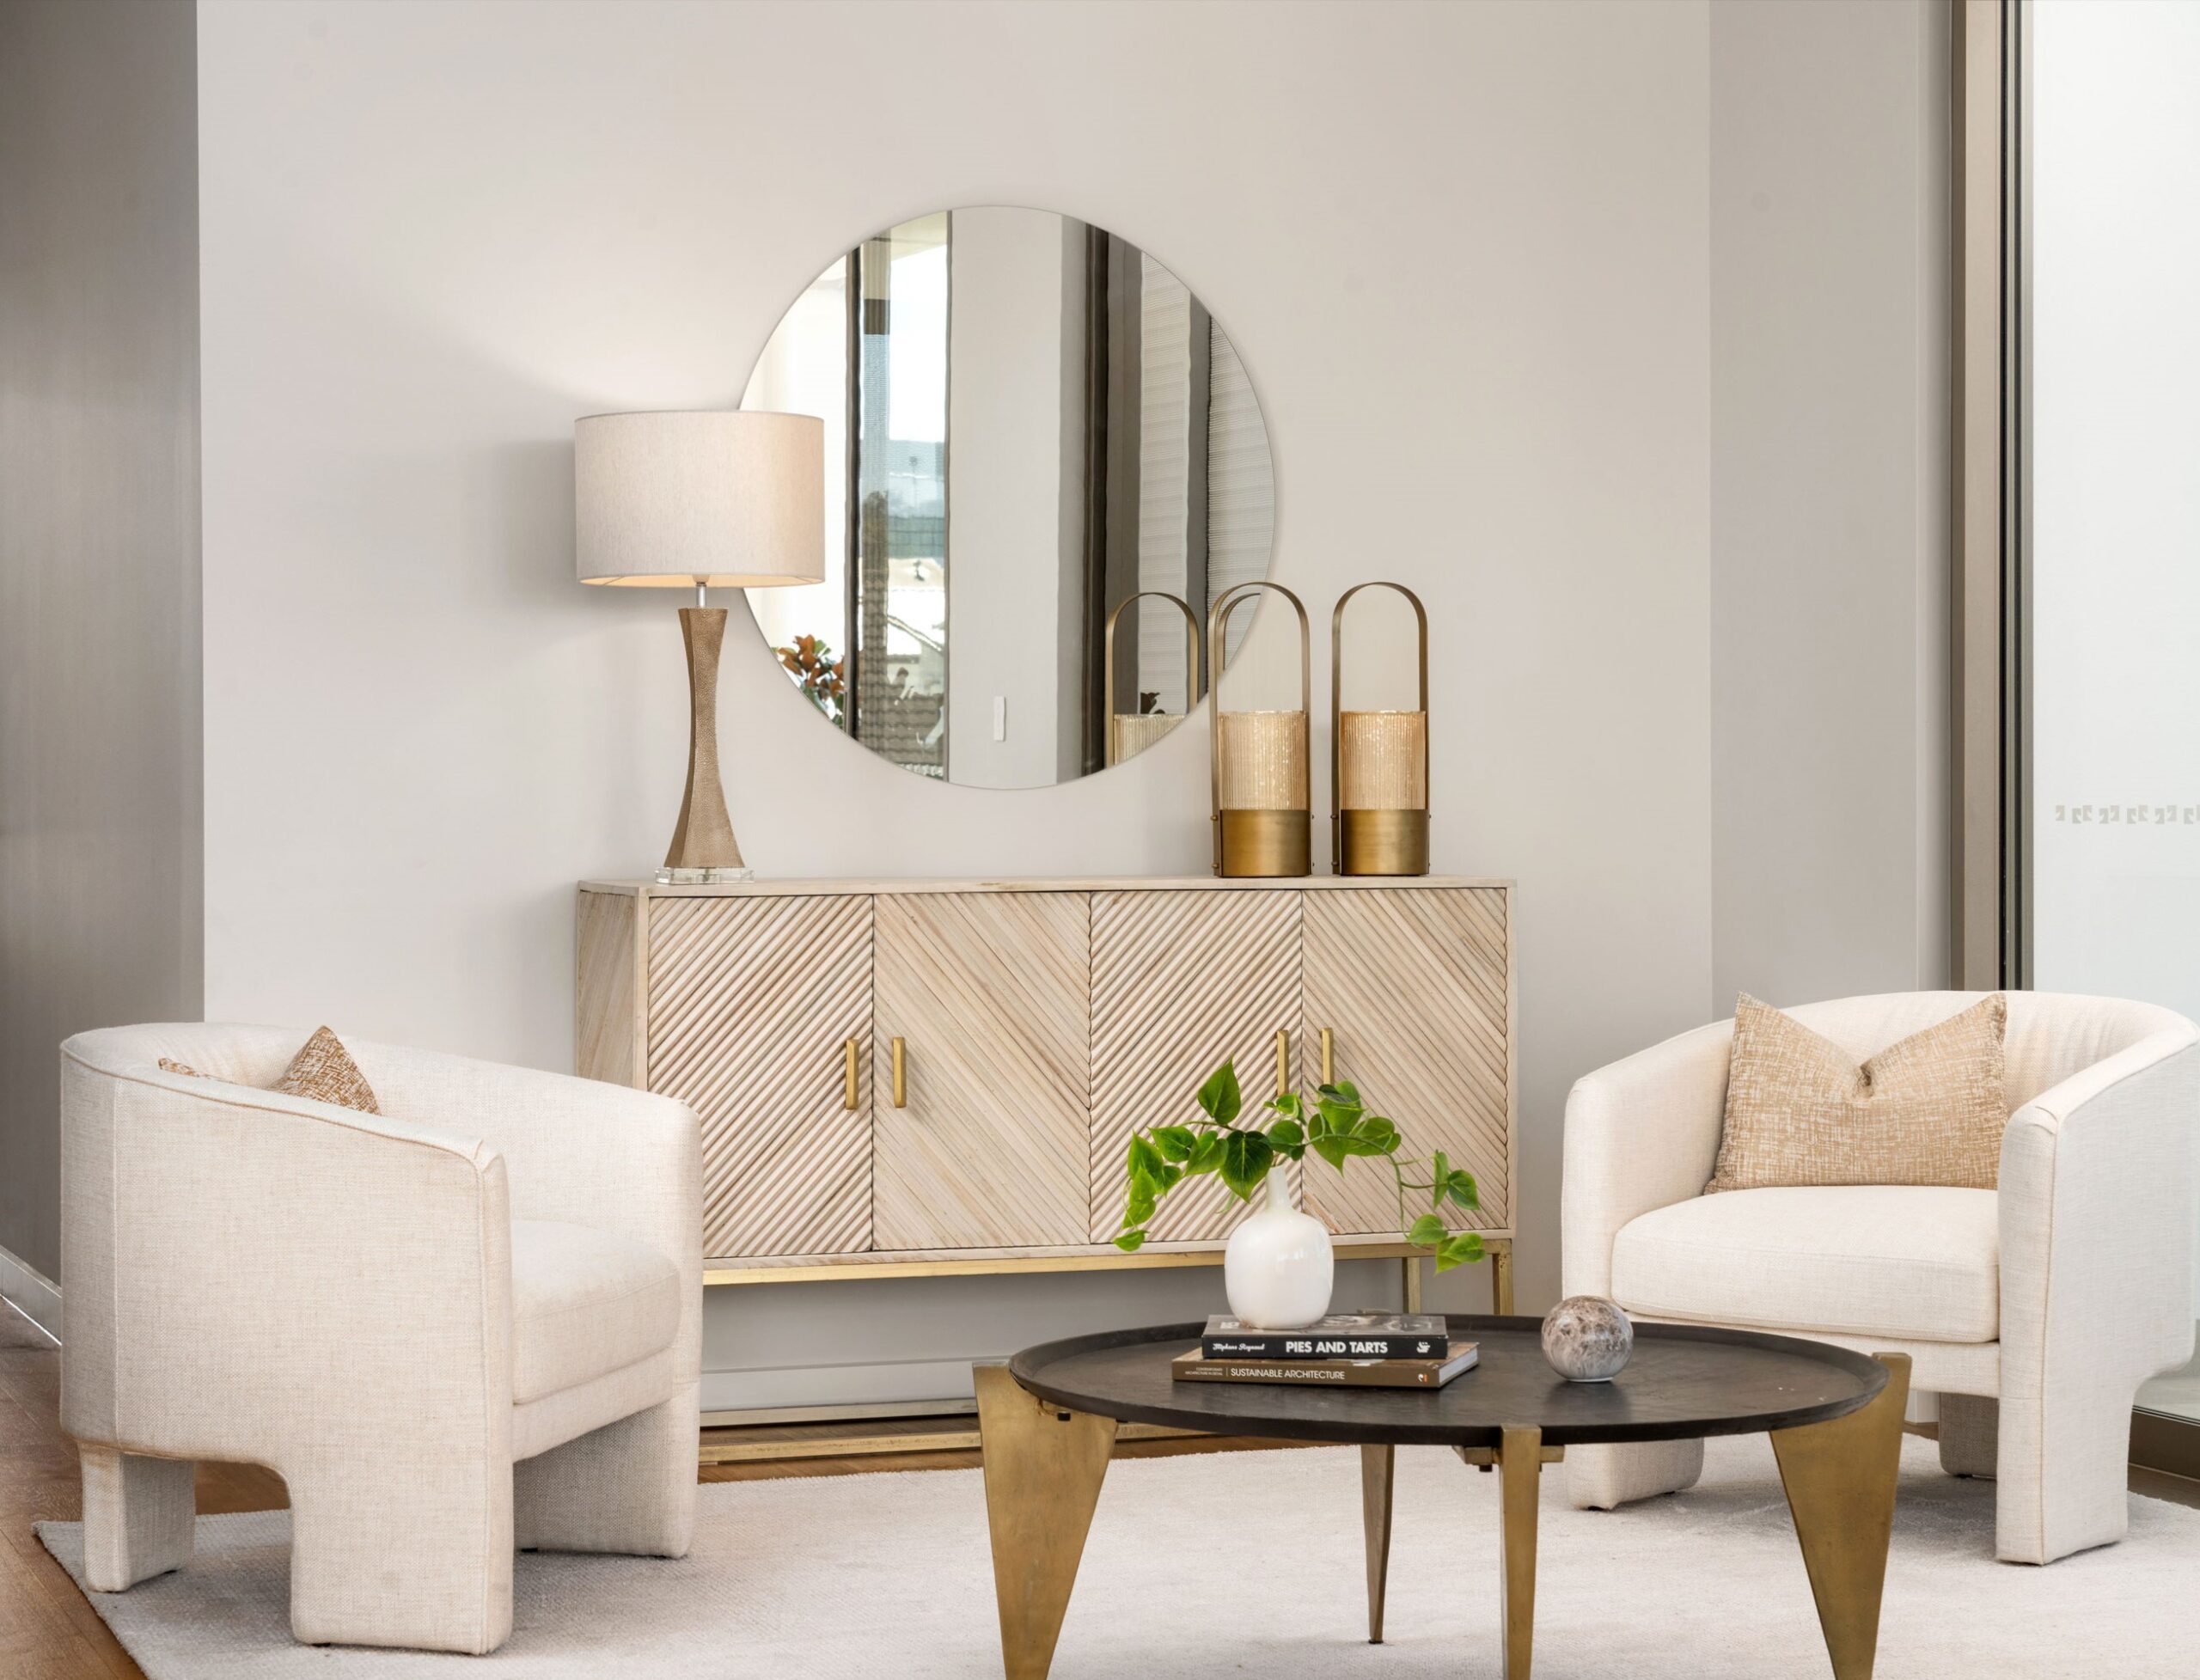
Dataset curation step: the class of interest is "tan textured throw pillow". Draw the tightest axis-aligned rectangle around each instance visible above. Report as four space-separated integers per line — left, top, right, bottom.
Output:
1706 993 2008 1193
273 1025 382 1115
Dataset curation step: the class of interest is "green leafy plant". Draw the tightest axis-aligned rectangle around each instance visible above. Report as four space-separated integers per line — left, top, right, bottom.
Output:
1115 1060 1486 1273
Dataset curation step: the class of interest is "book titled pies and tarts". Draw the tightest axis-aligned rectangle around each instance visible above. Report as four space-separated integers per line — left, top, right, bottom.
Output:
1174 1312 1480 1391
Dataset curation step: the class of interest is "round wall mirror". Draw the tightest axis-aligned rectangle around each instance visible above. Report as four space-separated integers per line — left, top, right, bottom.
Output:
740 206 1276 789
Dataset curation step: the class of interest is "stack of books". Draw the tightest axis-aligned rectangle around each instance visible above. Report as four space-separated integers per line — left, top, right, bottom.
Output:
1172 1311 1479 1390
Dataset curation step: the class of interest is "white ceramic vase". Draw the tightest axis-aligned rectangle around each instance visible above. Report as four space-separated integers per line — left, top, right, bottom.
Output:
1223 1174 1335 1329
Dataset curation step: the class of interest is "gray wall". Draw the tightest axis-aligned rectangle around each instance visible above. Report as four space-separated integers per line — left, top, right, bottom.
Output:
0 0 203 1297
193 0 1714 1403
1708 0 1952 1011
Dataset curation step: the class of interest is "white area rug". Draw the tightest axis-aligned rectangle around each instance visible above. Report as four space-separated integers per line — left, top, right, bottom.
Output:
37 1435 2200 1677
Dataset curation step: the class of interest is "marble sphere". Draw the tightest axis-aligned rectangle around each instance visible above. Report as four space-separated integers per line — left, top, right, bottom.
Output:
1541 1295 1634 1382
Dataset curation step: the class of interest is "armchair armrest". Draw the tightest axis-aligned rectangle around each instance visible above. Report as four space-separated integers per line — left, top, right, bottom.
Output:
357 1046 702 1376
1561 1020 1733 1297
1999 1026 2200 1390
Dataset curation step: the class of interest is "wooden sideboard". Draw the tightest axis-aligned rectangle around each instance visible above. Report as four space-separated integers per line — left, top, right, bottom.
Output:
575 876 1517 1327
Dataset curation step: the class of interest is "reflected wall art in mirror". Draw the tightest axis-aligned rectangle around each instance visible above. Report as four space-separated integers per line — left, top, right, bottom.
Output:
740 206 1277 789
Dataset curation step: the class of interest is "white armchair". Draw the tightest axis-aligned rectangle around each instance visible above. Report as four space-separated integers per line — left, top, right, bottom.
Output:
58 1023 701 1653
1562 991 2200 1564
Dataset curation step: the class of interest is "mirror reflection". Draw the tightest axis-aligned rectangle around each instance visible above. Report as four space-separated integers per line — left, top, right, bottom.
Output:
742 206 1276 789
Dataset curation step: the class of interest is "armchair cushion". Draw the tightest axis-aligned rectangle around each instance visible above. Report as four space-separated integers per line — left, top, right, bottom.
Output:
1610 1184 2001 1343
1708 993 2007 1192
510 1219 681 1405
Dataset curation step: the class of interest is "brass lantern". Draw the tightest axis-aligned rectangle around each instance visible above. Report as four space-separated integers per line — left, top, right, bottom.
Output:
1331 582 1430 876
1208 581 1312 877
1102 592 1201 767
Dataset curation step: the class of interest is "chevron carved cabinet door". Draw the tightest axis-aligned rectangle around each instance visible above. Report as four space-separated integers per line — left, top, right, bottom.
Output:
1089 889 1303 1243
1300 887 1512 1234
872 893 1091 1249
646 894 872 1260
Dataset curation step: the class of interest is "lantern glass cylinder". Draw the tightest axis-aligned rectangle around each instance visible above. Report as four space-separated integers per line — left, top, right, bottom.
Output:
1111 712 1184 765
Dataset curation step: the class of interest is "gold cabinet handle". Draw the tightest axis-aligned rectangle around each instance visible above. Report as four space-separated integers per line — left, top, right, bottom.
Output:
1320 1027 1334 1086
1274 1027 1290 1098
844 1038 860 1111
891 1036 907 1109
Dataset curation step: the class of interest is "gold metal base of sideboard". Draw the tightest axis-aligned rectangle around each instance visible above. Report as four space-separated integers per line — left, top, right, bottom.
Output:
702 1234 1512 1291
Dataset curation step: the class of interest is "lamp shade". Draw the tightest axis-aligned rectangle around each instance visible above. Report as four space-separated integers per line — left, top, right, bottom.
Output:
575 409 825 587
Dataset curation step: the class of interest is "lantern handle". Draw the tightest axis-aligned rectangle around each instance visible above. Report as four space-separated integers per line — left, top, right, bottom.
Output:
1208 581 1312 875
1330 582 1431 873
1101 592 1201 767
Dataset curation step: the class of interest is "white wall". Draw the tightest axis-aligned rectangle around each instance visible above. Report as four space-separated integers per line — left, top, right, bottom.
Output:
1 0 202 1304
189 0 1934 1408
1708 0 1951 1013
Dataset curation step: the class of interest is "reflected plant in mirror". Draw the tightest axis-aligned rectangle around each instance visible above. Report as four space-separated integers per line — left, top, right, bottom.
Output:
741 206 1277 789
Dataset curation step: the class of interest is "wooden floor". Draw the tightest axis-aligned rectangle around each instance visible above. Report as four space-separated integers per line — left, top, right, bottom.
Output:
9 1297 2200 1677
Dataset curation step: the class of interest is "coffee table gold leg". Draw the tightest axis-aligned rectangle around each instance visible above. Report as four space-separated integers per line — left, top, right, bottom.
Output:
973 1364 1119 1680
1769 1353 1912 1680
1489 1238 1515 1314
1499 1424 1542 1678
1360 1443 1395 1642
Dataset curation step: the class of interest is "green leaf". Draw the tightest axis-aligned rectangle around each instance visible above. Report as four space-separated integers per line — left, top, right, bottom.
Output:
1266 1090 1305 1121
1311 1133 1349 1172
1315 1095 1362 1139
1196 1060 1243 1126
1407 1213 1449 1247
1128 1134 1166 1183
1432 1150 1450 1182
1356 1116 1399 1156
1445 1170 1479 1209
1329 1079 1361 1107
1114 1229 1147 1252
1187 1133 1227 1175
1124 1175 1157 1227
1152 1126 1197 1163
1265 1117 1304 1151
1434 1231 1486 1274
1219 1130 1275 1201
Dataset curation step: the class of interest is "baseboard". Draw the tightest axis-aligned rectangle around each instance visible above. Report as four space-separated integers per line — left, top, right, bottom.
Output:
0 1243 61 1341
2132 1408 2200 1481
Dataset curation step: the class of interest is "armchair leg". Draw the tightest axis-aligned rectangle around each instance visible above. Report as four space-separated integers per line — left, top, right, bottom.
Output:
516 1384 698 1558
1995 1381 2142 1564
1564 1439 1704 1510
286 1453 514 1654
79 1445 194 1591
1937 1393 1998 1479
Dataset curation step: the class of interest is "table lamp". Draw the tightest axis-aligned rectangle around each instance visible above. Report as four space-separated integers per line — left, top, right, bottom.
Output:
576 410 824 882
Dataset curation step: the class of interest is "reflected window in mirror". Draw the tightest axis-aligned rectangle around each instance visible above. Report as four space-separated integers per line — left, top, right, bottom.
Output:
741 205 1276 790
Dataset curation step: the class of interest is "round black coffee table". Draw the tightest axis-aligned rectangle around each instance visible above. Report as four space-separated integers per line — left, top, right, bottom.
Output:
973 1315 1911 1680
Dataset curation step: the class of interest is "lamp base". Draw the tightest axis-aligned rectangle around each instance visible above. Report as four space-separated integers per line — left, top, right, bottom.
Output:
657 865 755 885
